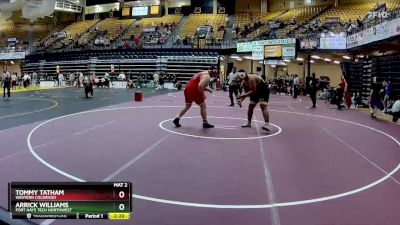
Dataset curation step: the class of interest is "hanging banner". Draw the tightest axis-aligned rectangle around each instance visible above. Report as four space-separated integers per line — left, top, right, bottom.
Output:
0 52 25 60
300 38 319 49
347 17 400 48
320 37 347 49
252 38 296 46
252 45 264 60
282 44 296 59
264 45 282 58
237 42 253 52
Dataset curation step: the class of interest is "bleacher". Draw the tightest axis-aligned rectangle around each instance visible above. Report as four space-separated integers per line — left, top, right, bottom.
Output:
234 11 284 40
77 18 132 47
274 6 327 38
0 20 58 50
386 2 400 12
123 15 182 42
179 14 227 43
94 18 134 44
317 3 374 28
51 19 99 49
234 13 261 30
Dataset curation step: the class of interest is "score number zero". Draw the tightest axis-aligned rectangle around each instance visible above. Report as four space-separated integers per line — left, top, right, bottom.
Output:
114 183 129 211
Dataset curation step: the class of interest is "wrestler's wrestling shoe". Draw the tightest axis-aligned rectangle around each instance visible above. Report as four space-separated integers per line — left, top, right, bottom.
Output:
262 126 270 132
203 123 214 128
173 118 181 127
241 123 251 128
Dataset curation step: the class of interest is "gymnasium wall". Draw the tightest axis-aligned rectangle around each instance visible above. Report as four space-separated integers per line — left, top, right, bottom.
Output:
167 0 192 8
231 59 343 85
339 0 392 4
235 0 262 13
267 0 334 12
0 61 22 74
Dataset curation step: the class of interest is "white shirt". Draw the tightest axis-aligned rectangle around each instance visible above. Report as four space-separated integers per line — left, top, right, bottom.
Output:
293 77 299 85
118 73 126 80
391 100 400 113
227 72 239 86
11 74 17 81
23 74 29 81
153 73 159 82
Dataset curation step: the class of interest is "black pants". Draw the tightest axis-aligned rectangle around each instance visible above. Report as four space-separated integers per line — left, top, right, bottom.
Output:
310 90 316 107
387 111 400 122
293 85 299 98
3 82 11 98
85 85 93 98
229 85 239 105
336 89 344 109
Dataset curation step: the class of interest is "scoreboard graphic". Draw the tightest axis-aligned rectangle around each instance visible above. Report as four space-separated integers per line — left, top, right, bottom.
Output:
8 182 132 220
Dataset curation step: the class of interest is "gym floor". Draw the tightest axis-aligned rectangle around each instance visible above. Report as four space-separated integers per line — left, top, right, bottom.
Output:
0 88 399 225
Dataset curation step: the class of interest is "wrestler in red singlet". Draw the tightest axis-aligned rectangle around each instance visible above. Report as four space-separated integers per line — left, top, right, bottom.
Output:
173 66 216 128
184 71 208 105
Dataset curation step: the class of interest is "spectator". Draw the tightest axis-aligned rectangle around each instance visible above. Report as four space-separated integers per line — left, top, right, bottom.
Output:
23 73 30 88
3 71 11 100
83 76 93 98
309 73 318 108
134 35 140 47
118 71 126 80
79 72 84 87
69 73 75 86
11 72 17 89
104 72 110 88
175 80 182 90
369 76 382 118
17 73 22 88
58 73 64 86
341 76 351 108
91 73 99 86
385 99 400 122
0 71 4 87
32 72 38 86
293 74 299 98
352 92 362 108
383 79 391 112
158 75 165 90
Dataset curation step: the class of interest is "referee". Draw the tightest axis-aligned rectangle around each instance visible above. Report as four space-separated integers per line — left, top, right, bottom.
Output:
227 67 241 107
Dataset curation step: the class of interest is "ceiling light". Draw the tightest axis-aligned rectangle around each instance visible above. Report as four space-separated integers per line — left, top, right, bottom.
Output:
296 57 304 61
334 60 340 64
324 58 331 62
244 56 252 60
283 59 291 63
310 60 315 63
311 55 320 59
342 55 351 59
